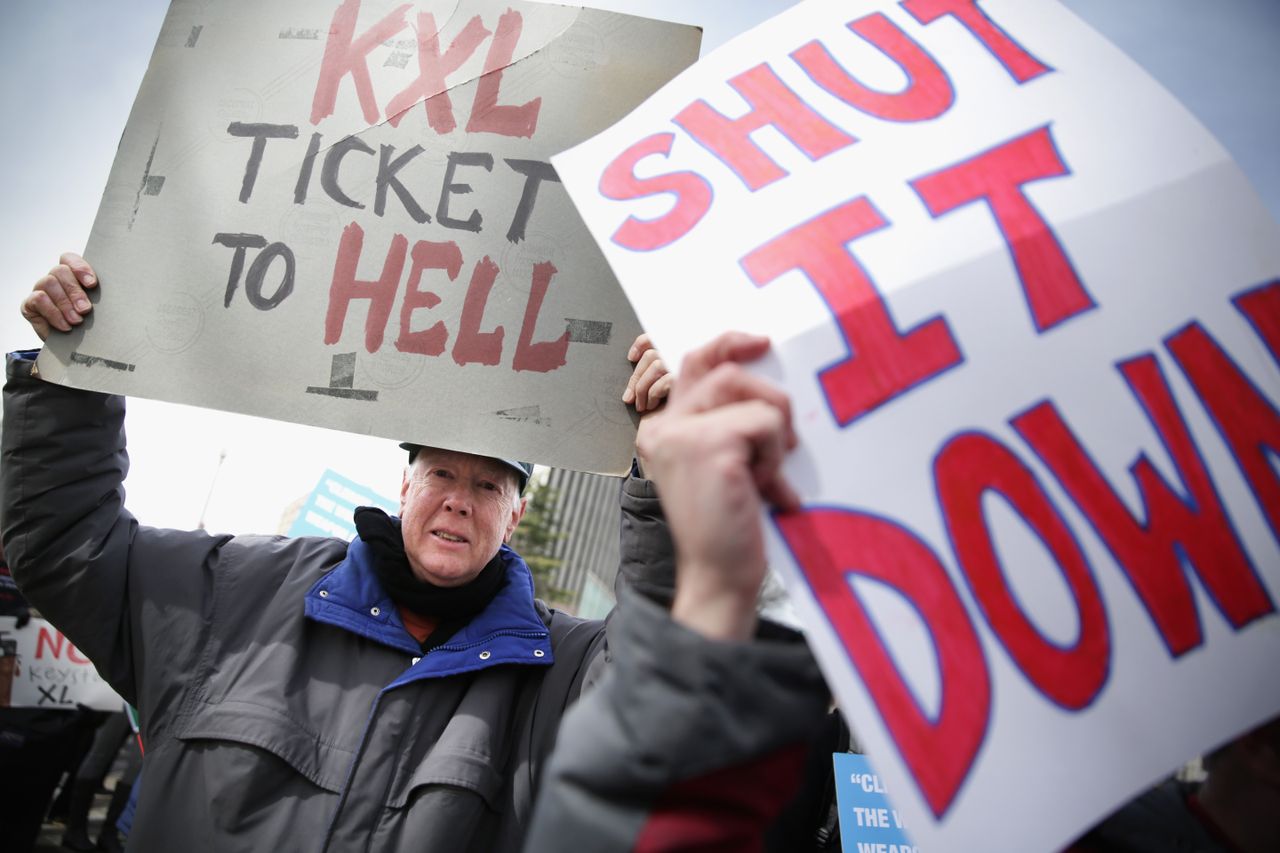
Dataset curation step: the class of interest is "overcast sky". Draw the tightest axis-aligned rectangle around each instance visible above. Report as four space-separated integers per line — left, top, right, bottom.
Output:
0 0 1276 534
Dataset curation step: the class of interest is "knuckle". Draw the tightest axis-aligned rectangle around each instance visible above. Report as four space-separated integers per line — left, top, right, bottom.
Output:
754 398 786 424
705 362 743 386
707 452 742 482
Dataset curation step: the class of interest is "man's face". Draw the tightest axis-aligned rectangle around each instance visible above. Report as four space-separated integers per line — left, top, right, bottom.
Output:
399 448 525 587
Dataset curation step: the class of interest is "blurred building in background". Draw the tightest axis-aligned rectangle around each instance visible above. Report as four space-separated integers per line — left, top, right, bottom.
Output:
537 468 622 619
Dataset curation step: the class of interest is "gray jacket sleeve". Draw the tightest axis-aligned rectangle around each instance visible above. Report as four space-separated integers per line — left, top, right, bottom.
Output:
524 589 830 852
615 464 676 609
1 353 222 730
530 463 831 851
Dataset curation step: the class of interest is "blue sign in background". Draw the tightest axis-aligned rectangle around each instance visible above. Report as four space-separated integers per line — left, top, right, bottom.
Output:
287 469 397 540
833 753 917 853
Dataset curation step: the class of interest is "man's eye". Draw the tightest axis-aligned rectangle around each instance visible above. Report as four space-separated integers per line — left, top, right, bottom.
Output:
480 481 498 492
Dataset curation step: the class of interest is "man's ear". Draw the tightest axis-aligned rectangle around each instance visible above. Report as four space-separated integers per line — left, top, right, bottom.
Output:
399 467 412 513
504 497 528 543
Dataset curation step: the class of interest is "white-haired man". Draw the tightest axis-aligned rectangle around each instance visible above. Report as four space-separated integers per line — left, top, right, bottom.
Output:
6 253 829 852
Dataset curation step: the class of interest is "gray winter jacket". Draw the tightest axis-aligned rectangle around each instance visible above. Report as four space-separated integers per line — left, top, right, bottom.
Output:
2 352 829 852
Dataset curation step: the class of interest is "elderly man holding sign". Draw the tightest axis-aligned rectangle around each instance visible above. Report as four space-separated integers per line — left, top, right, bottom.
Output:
5 253 830 851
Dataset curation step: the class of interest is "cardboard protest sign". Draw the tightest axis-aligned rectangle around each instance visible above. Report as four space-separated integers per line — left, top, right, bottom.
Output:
0 616 125 711
37 0 701 475
286 468 398 539
833 753 917 853
552 0 1280 850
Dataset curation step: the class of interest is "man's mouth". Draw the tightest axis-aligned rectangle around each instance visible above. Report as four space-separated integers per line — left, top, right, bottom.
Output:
432 530 468 543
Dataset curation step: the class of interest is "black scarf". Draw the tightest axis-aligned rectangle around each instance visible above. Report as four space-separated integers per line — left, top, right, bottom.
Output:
353 506 508 633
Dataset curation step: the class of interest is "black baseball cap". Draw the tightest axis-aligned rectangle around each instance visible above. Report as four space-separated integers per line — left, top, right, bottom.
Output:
399 443 533 494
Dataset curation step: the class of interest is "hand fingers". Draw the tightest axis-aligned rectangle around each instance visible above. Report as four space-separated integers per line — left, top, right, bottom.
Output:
21 254 99 340
627 332 653 363
623 347 661 406
58 252 98 290
642 374 673 413
633 357 671 413
20 291 56 340
674 362 796 450
757 458 801 513
634 330 801 512
678 399 799 512
25 276 82 335
731 399 800 513
679 331 770 387
48 264 93 321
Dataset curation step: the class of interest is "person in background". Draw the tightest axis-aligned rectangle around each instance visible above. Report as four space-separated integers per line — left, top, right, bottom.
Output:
60 709 139 852
0 542 105 853
1067 715 1280 853
610 333 851 852
532 339 1280 853
526 330 833 851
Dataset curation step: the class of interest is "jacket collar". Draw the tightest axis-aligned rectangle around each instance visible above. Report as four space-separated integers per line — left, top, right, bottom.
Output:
305 535 553 684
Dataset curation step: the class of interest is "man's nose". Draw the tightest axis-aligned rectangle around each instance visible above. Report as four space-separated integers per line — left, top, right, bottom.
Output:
442 494 471 516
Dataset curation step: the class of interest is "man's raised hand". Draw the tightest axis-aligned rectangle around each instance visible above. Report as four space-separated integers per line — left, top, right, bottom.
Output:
21 252 97 341
637 331 799 642
622 333 673 414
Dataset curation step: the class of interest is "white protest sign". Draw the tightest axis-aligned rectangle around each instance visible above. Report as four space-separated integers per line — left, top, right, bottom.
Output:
0 617 125 712
552 0 1280 850
37 0 701 475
